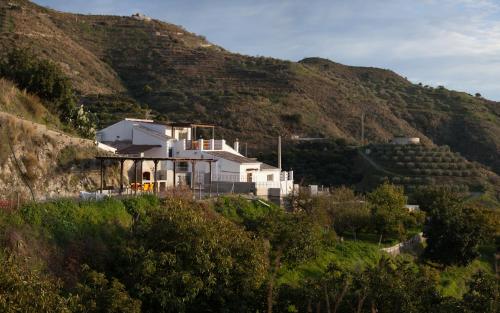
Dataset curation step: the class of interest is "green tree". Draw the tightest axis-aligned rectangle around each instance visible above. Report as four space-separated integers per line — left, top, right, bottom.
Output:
359 258 442 313
0 255 73 313
423 190 491 265
367 183 408 243
120 200 268 313
73 265 141 313
462 271 498 313
0 48 95 137
330 198 370 240
258 211 324 313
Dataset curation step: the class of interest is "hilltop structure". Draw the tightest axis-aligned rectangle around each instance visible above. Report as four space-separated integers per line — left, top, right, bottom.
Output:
95 118 294 197
390 136 421 145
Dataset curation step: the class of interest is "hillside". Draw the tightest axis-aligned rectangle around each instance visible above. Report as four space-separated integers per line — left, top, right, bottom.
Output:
0 79 114 201
359 143 500 196
1 0 499 175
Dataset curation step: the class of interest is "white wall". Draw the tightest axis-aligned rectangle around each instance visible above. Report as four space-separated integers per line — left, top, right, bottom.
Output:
172 127 191 140
97 120 168 142
97 120 135 142
253 168 281 183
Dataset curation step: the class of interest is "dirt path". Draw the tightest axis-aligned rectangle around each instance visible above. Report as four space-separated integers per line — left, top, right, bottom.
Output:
357 149 399 176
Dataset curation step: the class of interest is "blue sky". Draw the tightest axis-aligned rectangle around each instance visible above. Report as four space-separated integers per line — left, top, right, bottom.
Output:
36 0 500 100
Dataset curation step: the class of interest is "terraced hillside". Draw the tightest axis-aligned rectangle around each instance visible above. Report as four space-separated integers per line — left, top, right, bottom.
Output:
0 0 499 175
360 143 499 196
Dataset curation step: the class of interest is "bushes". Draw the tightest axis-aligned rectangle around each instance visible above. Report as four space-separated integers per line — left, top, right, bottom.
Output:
73 265 141 313
0 49 75 117
419 189 493 266
122 194 160 219
120 200 269 313
20 198 132 246
0 255 73 313
0 49 95 137
214 195 279 230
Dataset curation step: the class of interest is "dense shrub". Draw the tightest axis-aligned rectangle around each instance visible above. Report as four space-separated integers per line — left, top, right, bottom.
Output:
419 190 493 265
0 256 73 313
119 200 269 313
214 195 279 230
0 49 95 137
73 265 141 313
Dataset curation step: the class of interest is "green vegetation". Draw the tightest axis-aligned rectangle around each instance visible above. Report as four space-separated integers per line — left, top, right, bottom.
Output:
367 183 419 242
367 143 482 190
0 3 498 310
0 49 95 137
0 189 496 312
416 189 495 266
258 139 362 186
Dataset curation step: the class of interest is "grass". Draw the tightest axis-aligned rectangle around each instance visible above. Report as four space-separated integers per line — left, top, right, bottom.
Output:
0 79 61 128
278 240 383 287
278 239 495 302
438 245 495 298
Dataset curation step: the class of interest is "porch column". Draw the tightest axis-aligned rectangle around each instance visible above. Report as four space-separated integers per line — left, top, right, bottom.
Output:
134 160 138 196
119 159 124 195
140 159 143 193
208 161 212 197
153 160 159 195
191 161 195 190
100 159 104 194
173 160 177 188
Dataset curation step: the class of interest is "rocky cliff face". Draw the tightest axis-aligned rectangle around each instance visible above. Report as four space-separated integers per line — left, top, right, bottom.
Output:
0 78 117 200
0 112 109 200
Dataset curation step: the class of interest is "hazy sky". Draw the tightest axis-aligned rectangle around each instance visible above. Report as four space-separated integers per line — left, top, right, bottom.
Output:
36 0 500 100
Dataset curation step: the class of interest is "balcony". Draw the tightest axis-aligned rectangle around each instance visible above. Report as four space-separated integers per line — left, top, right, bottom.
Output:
186 139 225 151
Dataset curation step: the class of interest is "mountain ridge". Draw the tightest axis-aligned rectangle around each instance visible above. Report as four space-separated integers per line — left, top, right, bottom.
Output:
1 0 499 175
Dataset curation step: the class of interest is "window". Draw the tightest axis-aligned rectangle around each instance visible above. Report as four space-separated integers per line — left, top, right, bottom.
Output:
267 174 274 182
177 162 189 172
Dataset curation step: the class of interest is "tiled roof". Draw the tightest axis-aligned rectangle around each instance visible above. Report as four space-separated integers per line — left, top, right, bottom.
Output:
207 151 260 164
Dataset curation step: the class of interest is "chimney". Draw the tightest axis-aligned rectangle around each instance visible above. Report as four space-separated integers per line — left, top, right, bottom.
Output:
234 138 239 152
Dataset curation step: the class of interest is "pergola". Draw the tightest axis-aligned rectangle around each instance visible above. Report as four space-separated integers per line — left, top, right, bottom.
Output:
95 156 216 195
167 122 216 140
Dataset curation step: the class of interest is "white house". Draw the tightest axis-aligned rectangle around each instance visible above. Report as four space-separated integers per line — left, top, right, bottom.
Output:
95 118 294 196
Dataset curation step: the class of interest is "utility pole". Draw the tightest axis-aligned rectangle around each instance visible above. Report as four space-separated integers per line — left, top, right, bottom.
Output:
360 112 365 146
278 135 282 170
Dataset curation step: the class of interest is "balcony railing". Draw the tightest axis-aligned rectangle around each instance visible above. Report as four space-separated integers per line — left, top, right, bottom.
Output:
186 139 225 150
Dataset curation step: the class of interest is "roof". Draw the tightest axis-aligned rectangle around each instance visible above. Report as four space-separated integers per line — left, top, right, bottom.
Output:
207 151 260 164
117 145 161 155
261 163 280 170
166 122 215 128
134 125 171 140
